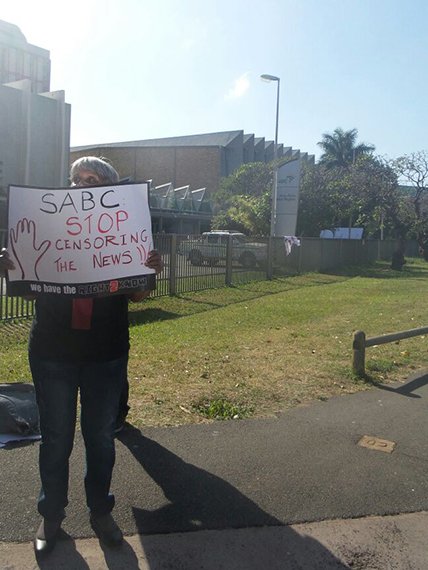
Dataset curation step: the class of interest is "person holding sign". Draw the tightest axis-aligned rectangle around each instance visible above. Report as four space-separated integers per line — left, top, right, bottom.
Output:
1 157 163 555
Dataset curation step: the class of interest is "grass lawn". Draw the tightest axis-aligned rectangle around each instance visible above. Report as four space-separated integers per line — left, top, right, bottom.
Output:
1 258 428 427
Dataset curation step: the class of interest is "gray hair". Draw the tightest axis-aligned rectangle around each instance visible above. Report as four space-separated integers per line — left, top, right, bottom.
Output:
70 156 120 184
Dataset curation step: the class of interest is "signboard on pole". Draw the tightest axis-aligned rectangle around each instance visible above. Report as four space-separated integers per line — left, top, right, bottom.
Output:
7 182 155 297
275 158 302 237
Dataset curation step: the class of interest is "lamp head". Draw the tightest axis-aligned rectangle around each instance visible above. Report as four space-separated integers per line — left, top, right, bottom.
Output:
261 74 280 82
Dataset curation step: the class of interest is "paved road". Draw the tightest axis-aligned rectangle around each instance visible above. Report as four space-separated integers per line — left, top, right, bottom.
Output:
1 370 428 568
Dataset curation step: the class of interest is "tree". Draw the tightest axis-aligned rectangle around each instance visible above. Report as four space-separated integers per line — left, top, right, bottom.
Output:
297 156 402 239
211 162 273 235
296 163 338 235
317 128 375 169
391 151 428 257
342 156 400 238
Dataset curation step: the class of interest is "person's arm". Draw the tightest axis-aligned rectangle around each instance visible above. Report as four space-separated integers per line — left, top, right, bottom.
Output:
128 250 164 303
128 290 151 303
0 248 15 277
0 248 35 299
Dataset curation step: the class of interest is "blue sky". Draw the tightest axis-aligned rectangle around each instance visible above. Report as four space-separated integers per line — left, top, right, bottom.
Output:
3 0 427 160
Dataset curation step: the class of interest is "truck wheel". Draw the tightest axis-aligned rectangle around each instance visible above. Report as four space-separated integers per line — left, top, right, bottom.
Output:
189 249 203 266
239 252 257 269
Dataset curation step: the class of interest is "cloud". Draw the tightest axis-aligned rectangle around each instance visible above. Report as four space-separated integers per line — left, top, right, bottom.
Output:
225 73 250 100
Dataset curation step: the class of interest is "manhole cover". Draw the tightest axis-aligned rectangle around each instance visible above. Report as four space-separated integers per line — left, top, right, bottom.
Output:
358 435 396 453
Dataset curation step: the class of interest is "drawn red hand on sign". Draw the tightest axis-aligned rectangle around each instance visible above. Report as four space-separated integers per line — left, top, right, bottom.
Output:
9 218 51 280
135 243 149 265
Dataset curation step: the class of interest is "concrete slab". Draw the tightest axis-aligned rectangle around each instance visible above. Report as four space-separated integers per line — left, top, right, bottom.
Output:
0 511 427 569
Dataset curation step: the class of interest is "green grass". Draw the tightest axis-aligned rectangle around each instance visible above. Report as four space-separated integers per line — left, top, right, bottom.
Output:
2 258 428 427
192 397 254 420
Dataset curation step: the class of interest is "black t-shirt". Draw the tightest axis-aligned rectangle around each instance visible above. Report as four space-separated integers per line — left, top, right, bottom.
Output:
29 295 130 362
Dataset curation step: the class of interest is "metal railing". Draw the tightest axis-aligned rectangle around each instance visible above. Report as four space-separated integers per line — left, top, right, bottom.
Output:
0 229 418 321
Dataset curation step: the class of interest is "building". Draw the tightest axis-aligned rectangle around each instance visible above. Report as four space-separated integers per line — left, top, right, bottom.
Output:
0 21 70 228
0 19 51 93
71 131 314 233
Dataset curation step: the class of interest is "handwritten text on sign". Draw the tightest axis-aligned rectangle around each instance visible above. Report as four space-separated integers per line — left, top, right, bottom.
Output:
7 182 154 296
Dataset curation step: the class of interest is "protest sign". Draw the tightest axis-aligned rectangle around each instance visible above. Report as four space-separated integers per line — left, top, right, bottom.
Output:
7 182 155 297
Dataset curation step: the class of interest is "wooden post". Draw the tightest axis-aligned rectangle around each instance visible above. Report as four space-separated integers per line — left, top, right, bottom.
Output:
352 330 366 377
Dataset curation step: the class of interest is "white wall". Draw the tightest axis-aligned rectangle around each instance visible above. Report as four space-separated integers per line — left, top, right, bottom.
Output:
0 79 70 225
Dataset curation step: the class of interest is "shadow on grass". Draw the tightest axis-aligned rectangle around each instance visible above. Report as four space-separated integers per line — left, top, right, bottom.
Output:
128 300 233 327
323 259 428 280
227 274 351 297
173 295 229 308
0 319 32 343
352 372 384 388
126 259 428 329
129 308 180 327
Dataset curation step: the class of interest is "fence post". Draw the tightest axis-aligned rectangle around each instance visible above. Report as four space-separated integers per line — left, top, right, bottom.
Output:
298 238 303 273
320 238 324 272
352 330 366 376
169 234 177 296
225 234 233 286
267 236 274 280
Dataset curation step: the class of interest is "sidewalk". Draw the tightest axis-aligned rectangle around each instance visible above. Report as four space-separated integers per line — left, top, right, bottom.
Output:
0 511 427 569
1 370 428 568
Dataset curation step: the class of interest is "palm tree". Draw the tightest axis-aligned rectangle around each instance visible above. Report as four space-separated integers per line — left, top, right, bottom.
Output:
318 128 375 169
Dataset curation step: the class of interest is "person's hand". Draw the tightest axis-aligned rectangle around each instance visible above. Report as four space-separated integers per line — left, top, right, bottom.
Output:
0 248 15 277
145 250 164 274
128 250 163 302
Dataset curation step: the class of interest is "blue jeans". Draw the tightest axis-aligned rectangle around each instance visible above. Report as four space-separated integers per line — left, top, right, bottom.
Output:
29 354 128 520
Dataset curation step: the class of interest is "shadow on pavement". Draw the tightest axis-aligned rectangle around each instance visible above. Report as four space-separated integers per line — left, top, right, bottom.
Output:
35 532 90 569
378 372 428 399
99 538 140 570
118 425 349 569
33 530 141 570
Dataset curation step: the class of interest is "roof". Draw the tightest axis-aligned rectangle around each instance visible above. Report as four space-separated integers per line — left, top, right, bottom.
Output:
72 130 244 152
0 19 27 44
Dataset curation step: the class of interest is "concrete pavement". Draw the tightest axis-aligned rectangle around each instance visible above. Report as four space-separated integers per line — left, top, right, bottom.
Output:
1 369 428 568
0 511 427 569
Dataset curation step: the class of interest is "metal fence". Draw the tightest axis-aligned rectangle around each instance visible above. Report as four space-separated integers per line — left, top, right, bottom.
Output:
0 228 419 321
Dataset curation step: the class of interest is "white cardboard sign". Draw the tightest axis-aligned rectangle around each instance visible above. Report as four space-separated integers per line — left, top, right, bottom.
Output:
7 182 155 297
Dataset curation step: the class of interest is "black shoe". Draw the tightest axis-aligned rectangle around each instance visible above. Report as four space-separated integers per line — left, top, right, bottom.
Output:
90 513 123 547
34 517 62 555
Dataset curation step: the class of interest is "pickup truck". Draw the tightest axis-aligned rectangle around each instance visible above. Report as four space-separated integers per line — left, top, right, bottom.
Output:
178 231 267 268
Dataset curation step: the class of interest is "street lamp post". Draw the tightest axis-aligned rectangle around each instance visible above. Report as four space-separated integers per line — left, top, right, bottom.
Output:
261 74 280 236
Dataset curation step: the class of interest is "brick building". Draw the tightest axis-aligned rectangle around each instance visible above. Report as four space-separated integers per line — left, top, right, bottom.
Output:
71 131 314 233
